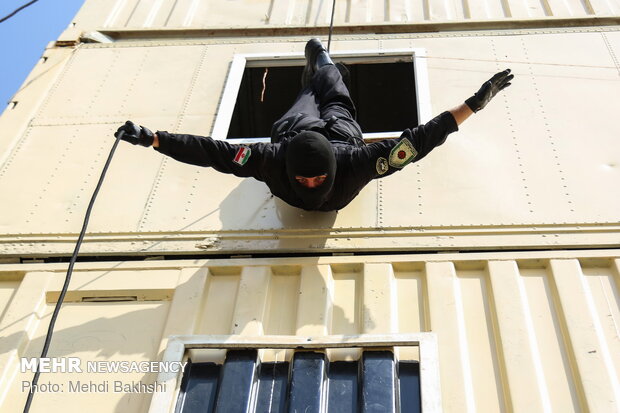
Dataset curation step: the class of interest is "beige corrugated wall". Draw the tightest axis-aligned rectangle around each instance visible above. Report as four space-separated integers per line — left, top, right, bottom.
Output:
65 0 620 30
0 252 619 411
0 0 619 411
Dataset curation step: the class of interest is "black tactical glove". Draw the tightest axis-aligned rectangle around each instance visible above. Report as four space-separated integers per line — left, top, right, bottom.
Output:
114 121 155 147
465 69 513 112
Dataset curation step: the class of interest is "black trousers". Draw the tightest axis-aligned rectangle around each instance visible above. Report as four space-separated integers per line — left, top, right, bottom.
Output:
271 65 364 145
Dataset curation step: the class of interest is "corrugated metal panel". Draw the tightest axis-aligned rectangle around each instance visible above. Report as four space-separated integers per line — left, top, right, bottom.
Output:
0 251 618 412
1 300 171 412
1 34 619 255
0 275 20 322
66 0 620 32
0 47 74 168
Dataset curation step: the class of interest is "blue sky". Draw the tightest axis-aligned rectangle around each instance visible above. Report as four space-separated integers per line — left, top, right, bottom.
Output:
0 0 85 106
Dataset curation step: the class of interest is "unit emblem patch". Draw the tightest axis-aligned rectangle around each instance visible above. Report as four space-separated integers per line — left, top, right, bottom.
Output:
376 157 389 175
233 146 251 166
388 138 417 168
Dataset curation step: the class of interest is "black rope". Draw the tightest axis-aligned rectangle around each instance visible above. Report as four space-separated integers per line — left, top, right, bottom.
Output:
0 0 39 24
327 0 336 52
22 131 124 413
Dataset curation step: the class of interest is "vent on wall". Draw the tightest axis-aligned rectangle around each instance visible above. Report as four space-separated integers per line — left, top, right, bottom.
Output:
46 289 174 303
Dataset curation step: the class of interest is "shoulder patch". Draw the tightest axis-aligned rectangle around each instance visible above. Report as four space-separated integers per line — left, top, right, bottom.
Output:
233 146 251 166
388 138 417 168
376 157 389 175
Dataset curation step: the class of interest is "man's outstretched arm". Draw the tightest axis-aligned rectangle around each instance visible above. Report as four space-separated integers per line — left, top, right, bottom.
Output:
113 122 273 180
358 68 515 180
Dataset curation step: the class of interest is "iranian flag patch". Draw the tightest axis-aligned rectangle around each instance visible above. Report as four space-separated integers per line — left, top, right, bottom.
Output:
233 146 251 166
388 138 417 168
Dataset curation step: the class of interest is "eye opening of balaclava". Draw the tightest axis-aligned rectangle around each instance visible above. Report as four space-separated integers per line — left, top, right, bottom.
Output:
286 131 336 209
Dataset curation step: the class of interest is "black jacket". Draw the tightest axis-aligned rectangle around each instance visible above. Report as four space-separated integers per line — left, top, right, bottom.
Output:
155 111 458 211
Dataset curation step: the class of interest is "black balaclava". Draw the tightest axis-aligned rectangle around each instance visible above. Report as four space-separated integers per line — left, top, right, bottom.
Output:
286 131 336 210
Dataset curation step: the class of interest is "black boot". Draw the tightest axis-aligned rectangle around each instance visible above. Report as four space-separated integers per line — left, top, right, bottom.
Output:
302 38 334 88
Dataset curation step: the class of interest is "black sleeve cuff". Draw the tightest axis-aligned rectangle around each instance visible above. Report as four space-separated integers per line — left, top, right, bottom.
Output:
154 131 172 154
439 110 459 134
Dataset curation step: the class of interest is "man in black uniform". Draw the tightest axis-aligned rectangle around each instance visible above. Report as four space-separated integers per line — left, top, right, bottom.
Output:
115 39 513 211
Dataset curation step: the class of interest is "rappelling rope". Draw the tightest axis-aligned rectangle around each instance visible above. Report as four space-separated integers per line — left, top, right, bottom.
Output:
22 131 124 413
327 0 337 52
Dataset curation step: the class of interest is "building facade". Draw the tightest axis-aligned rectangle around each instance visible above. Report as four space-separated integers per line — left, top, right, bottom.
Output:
0 0 619 411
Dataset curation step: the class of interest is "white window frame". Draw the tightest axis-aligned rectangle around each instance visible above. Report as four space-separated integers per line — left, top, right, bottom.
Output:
148 332 441 413
211 48 432 144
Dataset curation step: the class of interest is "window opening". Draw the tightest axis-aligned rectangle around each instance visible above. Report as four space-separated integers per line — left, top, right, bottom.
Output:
212 50 431 143
227 62 417 140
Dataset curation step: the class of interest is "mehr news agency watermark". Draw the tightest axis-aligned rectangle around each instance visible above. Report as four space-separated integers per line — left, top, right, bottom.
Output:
20 357 187 394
